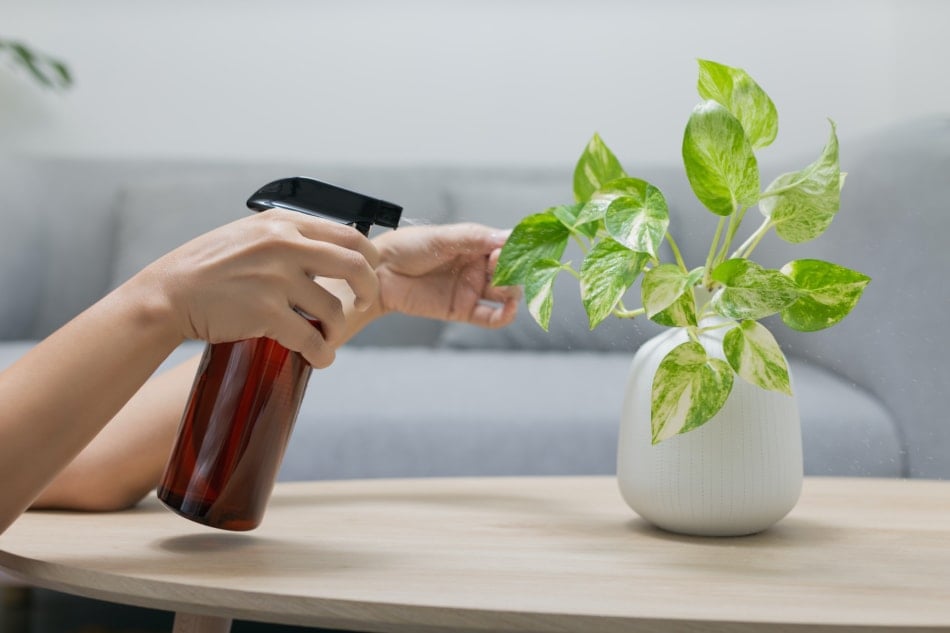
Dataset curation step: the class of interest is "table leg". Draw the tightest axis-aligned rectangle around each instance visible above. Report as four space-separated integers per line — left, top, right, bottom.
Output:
172 611 232 633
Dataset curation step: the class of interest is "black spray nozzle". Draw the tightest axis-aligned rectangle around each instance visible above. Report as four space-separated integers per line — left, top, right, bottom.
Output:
247 177 402 236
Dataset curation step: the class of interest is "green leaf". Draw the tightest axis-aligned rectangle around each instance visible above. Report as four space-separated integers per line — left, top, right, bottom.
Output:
711 259 799 320
603 180 669 258
642 264 692 317
573 133 627 203
574 177 648 226
550 202 582 227
652 342 734 444
641 265 703 329
682 100 760 216
524 259 563 331
723 321 792 395
550 203 598 240
697 59 778 149
579 239 649 329
640 264 696 318
760 121 841 243
651 291 698 328
493 211 570 286
780 259 870 331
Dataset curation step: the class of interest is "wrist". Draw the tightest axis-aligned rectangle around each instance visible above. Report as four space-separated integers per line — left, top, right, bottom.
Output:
113 268 188 350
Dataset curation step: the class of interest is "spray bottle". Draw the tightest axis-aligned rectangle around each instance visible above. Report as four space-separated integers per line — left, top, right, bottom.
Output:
157 177 402 530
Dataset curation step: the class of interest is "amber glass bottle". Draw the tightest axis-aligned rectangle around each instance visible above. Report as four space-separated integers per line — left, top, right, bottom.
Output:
156 334 314 530
156 177 400 530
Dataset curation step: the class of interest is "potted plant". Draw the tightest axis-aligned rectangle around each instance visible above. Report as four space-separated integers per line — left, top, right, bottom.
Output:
492 60 870 536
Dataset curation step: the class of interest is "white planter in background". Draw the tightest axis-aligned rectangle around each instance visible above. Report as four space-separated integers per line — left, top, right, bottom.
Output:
616 323 803 536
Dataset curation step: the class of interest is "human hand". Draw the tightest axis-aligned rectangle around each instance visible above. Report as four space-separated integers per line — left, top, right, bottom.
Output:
371 223 522 328
139 209 380 368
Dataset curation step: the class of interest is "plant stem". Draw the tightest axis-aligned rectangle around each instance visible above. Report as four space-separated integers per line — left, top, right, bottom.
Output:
703 217 727 286
732 217 773 259
698 320 735 334
666 232 688 273
614 306 646 319
561 265 581 280
570 232 590 255
715 205 747 266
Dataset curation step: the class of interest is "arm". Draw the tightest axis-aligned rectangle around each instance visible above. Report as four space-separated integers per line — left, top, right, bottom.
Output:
32 284 376 513
1 209 379 534
0 281 183 527
29 354 200 512
26 222 520 518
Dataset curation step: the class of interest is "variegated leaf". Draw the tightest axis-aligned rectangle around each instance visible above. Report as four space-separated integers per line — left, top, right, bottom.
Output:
575 177 650 226
642 264 692 317
697 59 778 149
650 291 698 328
573 133 627 203
579 238 649 329
640 265 698 318
682 100 760 216
723 320 792 395
603 181 669 258
645 266 704 327
780 259 871 331
550 202 598 240
759 121 841 244
524 259 564 331
652 342 734 444
711 259 799 320
493 211 570 286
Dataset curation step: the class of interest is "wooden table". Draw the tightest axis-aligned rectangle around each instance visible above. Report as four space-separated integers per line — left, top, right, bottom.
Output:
1 476 949 632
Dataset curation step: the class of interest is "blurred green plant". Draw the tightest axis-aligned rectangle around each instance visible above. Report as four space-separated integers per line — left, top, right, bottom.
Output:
0 38 72 90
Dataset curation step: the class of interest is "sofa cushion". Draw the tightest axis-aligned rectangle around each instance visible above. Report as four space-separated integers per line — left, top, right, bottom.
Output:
277 348 902 481
742 116 950 478
108 169 459 287
0 157 45 340
108 176 251 288
0 340 901 482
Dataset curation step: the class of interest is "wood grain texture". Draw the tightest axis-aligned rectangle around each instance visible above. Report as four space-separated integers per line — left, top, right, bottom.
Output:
1 477 949 632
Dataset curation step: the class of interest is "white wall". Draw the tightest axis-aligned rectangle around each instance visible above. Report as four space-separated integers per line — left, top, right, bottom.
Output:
1 0 948 168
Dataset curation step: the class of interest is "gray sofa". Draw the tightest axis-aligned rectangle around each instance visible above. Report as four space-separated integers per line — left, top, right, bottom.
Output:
1 115 948 488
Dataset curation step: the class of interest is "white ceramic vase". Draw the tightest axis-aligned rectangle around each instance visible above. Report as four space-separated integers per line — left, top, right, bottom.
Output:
616 321 803 536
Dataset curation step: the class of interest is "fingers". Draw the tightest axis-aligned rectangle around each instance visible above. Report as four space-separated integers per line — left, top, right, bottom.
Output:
268 310 336 369
260 209 380 312
484 282 522 306
468 296 520 329
468 247 522 329
284 211 381 268
288 274 346 346
297 240 379 312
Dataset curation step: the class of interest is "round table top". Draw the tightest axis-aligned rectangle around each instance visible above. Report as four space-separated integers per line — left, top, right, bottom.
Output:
1 476 949 632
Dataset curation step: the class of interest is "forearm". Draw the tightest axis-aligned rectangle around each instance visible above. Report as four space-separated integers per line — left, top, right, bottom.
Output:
0 274 183 533
28 278 375 516
31 354 200 512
